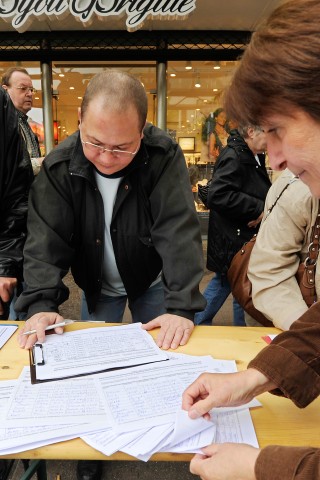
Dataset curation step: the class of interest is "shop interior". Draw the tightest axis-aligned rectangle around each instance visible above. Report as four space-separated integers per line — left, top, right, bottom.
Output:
0 59 241 224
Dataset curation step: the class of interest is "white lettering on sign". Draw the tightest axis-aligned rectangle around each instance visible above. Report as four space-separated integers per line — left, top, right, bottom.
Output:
0 0 196 33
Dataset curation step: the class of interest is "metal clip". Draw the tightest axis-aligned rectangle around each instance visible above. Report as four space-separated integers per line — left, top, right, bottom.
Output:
32 343 45 366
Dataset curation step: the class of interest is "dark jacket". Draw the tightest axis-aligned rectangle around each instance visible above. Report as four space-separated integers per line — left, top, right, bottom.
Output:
16 124 205 319
206 130 271 273
0 88 33 281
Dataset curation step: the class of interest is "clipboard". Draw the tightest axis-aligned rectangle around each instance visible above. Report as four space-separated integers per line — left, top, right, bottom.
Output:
29 341 169 385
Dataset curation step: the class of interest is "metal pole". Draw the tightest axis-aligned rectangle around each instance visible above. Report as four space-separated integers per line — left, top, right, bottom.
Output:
41 61 54 154
156 61 167 131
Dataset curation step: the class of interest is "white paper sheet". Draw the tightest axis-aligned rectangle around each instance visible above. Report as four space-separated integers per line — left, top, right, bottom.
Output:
125 410 215 461
33 323 168 381
2 367 108 427
0 377 107 453
97 355 219 432
0 351 260 458
212 409 259 448
0 324 18 349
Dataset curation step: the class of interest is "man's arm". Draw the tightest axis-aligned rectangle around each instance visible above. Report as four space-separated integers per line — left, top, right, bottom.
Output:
142 137 205 349
14 159 74 319
0 88 33 315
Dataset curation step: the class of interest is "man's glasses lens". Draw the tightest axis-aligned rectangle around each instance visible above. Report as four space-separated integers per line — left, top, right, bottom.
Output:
81 140 138 157
16 86 36 93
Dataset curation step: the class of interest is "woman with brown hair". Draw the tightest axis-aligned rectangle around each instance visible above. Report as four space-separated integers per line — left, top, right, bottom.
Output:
183 1 320 478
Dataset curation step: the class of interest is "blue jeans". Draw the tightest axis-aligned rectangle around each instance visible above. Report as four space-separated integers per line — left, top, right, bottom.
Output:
195 273 245 326
8 283 27 320
81 281 166 324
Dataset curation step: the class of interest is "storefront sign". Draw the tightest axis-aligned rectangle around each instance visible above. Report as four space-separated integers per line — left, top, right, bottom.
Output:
0 0 197 33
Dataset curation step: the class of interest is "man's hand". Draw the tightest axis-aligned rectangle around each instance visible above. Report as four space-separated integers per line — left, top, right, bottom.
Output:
190 443 260 480
182 369 275 420
142 314 194 350
0 277 17 315
18 312 65 349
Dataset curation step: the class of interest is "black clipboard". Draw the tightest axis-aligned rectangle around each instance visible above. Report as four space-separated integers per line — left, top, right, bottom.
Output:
29 343 169 385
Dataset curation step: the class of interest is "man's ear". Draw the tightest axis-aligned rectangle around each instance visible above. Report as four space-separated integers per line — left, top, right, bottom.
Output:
2 85 8 91
246 126 254 139
77 107 81 125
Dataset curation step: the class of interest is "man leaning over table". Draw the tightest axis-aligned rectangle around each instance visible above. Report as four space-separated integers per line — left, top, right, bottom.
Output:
15 69 205 480
16 70 205 349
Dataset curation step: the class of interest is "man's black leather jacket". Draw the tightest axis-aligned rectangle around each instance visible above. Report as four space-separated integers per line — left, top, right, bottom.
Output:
16 124 205 319
0 88 33 281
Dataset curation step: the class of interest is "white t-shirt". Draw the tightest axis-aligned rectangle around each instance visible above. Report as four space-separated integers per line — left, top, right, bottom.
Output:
94 171 126 296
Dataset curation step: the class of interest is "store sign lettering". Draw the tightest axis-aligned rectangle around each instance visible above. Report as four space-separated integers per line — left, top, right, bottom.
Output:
0 0 196 32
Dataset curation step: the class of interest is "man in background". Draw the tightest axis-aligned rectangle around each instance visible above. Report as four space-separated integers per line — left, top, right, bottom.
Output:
195 125 271 326
0 86 32 321
2 67 45 319
2 66 44 175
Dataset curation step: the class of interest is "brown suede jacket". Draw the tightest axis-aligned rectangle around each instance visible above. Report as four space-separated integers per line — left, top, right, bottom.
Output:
248 303 320 479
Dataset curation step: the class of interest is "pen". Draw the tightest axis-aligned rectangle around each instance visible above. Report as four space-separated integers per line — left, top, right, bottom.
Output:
22 319 75 336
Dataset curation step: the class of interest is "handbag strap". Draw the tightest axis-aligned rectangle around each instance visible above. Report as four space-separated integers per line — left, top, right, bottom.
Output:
264 175 298 219
303 202 320 286
265 174 320 286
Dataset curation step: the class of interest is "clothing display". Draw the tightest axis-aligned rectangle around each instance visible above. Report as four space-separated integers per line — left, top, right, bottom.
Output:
15 123 205 319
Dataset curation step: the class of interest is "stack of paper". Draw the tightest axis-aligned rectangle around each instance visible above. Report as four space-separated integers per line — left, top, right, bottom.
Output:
0 324 260 459
0 324 18 349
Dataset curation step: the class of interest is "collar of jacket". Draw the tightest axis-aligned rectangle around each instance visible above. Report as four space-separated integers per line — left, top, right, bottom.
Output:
227 130 265 165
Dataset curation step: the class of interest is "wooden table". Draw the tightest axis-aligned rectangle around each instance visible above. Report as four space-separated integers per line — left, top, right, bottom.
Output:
1 322 319 463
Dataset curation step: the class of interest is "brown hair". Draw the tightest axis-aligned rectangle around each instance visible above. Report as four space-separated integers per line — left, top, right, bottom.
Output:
224 0 320 125
2 67 30 86
81 70 148 132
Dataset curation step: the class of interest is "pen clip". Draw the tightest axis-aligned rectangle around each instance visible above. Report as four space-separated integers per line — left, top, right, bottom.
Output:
32 343 45 366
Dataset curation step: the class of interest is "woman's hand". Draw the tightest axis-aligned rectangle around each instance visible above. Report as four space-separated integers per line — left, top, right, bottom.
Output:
182 369 276 420
190 443 260 480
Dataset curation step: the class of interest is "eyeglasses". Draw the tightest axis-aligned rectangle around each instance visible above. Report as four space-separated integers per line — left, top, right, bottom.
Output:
81 139 140 158
13 86 37 94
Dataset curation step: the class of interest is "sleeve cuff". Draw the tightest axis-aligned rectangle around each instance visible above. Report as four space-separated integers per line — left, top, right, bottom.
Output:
255 445 320 480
